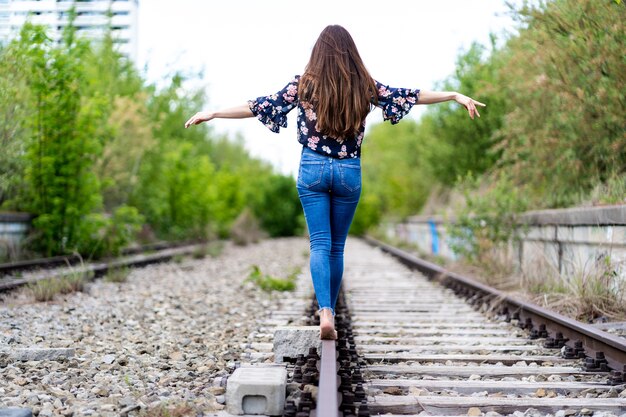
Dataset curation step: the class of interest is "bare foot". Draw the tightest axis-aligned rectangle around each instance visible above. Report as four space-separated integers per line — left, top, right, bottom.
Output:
319 308 337 340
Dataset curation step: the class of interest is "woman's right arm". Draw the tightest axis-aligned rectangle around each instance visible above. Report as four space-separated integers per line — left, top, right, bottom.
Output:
184 104 254 128
185 76 300 130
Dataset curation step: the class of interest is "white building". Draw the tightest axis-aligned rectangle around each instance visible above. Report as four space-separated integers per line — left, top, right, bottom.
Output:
0 0 138 62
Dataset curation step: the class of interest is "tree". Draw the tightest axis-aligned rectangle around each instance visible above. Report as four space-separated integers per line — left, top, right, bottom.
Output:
17 18 104 255
496 0 625 206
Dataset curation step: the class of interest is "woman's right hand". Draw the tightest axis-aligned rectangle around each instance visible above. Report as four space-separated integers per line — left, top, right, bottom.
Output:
184 111 214 128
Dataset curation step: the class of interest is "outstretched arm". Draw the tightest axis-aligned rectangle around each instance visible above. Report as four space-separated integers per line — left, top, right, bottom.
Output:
418 90 486 120
184 104 254 128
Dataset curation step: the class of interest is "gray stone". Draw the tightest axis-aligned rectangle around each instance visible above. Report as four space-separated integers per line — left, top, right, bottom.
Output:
1 348 74 362
0 238 312 417
101 354 116 365
272 326 321 363
0 409 33 417
0 351 9 367
37 407 52 417
119 405 140 417
226 366 287 416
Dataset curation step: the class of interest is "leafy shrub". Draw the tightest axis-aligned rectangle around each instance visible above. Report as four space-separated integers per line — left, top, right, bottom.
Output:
496 0 625 207
249 174 303 237
351 193 383 236
19 21 105 257
1 20 305 262
77 205 144 259
448 174 528 265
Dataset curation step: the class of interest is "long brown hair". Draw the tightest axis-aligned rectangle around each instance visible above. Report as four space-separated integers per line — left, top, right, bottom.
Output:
300 25 378 140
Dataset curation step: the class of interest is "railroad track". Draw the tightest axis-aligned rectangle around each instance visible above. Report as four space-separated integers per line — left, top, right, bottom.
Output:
0 242 212 292
3 234 625 415
311 238 626 416
0 240 204 276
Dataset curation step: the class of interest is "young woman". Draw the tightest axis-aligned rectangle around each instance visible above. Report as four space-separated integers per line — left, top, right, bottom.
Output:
185 25 484 340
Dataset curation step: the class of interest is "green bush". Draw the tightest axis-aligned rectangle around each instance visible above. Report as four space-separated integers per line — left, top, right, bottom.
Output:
448 173 528 262
350 193 383 236
19 20 104 257
249 174 303 237
496 0 625 207
353 119 436 233
77 205 144 258
425 40 508 187
0 18 304 260
352 0 625 235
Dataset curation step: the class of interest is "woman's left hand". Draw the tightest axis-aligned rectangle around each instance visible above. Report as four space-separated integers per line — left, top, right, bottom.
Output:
455 94 486 119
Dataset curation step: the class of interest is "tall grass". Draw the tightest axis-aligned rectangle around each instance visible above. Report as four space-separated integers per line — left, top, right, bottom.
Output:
28 268 92 302
104 266 130 283
518 252 625 322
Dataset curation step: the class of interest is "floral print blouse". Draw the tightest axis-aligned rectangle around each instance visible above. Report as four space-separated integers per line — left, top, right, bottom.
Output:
248 75 420 159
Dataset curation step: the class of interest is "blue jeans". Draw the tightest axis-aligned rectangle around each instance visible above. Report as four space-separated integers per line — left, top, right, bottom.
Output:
296 146 361 314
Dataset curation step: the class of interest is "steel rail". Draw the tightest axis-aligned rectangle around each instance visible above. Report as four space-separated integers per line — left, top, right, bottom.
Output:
0 254 82 276
317 339 339 417
0 243 208 292
0 239 205 276
364 236 626 372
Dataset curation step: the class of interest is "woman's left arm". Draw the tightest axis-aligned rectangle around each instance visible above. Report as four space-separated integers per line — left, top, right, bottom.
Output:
418 90 486 120
184 104 254 128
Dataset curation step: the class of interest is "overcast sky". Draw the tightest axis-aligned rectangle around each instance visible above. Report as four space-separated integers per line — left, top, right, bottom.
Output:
137 1 519 176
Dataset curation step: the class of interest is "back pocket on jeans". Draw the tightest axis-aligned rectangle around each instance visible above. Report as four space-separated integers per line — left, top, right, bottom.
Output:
298 161 325 188
339 164 361 192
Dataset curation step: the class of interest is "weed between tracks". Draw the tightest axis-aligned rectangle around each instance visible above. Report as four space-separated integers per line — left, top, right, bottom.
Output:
191 241 224 259
246 264 299 292
139 403 195 417
59 269 91 293
170 242 224 264
104 266 131 283
29 269 92 301
28 278 59 302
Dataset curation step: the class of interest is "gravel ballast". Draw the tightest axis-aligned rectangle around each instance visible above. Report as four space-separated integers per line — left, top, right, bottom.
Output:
0 237 312 416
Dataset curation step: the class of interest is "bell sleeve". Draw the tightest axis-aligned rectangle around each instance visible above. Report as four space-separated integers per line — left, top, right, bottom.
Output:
375 80 420 124
248 76 300 133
